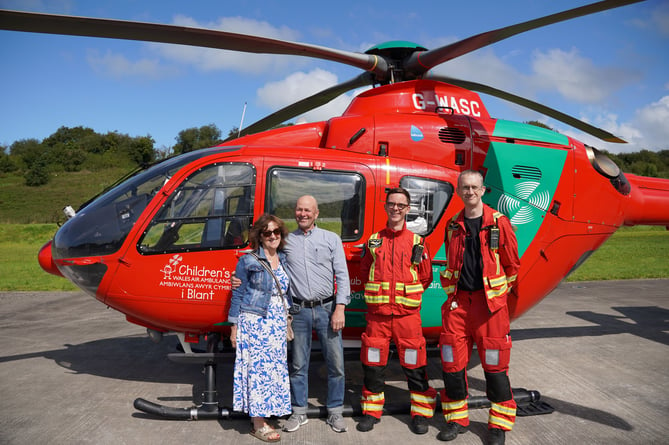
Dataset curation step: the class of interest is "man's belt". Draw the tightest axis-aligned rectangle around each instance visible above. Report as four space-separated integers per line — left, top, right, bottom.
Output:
293 296 334 308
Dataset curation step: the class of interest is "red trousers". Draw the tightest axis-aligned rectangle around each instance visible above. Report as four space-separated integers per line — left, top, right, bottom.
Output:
439 290 516 431
360 312 436 419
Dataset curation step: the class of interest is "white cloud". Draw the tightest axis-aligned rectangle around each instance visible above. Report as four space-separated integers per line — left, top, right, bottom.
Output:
630 95 669 149
149 15 307 74
652 2 669 36
87 50 179 79
256 68 367 123
531 48 634 104
430 48 527 94
552 95 669 153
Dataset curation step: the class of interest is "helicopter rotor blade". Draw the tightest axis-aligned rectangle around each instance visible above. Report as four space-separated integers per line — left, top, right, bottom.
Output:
0 9 388 78
232 73 375 140
404 0 646 76
428 75 626 143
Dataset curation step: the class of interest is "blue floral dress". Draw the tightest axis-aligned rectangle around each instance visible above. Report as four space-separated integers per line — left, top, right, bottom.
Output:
233 263 291 417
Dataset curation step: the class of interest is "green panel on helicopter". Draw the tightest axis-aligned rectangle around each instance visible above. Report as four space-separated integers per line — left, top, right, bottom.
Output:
483 142 568 257
492 119 569 145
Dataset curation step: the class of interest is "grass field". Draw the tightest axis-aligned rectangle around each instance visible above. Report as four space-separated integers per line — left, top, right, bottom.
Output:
0 224 666 291
0 167 131 224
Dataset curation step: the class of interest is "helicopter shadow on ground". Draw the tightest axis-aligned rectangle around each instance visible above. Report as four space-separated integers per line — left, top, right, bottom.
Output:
511 305 669 346
0 333 219 386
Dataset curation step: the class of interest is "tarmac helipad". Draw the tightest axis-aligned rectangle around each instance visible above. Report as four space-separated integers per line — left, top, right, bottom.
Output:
1 279 668 445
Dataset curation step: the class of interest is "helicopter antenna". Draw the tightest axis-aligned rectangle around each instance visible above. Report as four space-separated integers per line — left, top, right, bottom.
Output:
237 101 247 138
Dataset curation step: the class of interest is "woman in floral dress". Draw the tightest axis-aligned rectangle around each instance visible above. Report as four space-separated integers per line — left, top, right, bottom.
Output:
229 214 293 442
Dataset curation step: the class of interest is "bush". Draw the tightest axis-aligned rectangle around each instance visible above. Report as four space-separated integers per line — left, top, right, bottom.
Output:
24 159 50 186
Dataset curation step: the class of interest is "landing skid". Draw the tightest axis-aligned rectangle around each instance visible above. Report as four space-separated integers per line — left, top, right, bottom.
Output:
134 335 553 420
134 333 238 420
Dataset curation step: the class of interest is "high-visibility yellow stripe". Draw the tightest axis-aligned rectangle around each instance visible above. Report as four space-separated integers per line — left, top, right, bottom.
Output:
365 282 381 292
396 296 421 307
365 295 390 304
385 158 390 184
491 403 517 416
411 393 437 404
404 283 424 294
368 232 380 282
362 402 383 412
447 213 460 243
442 399 467 411
444 411 468 422
486 283 508 299
488 275 507 287
411 405 434 417
489 415 514 430
363 392 385 402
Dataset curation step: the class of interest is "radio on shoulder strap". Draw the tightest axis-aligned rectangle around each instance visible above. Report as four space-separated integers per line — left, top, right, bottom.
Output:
411 237 425 264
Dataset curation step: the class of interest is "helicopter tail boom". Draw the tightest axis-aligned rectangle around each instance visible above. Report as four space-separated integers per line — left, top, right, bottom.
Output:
624 174 669 228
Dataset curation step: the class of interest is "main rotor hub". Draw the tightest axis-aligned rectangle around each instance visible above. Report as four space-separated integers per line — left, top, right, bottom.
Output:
365 41 428 83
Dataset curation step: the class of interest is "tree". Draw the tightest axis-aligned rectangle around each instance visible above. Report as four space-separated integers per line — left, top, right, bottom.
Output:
10 138 43 169
42 126 97 149
24 156 50 186
126 136 156 165
526 120 554 131
173 124 222 154
0 151 17 173
228 126 240 140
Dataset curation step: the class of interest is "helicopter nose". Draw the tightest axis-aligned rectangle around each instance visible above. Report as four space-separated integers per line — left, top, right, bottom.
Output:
38 240 64 277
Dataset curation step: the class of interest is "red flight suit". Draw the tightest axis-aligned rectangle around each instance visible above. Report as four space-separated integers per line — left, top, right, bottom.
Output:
359 223 436 419
439 204 520 431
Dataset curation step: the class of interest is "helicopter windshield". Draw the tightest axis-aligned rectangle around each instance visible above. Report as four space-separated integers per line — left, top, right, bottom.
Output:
52 147 233 260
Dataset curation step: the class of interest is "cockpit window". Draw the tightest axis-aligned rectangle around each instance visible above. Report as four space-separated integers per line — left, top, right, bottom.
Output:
139 163 255 254
400 176 453 236
52 147 232 259
267 168 364 241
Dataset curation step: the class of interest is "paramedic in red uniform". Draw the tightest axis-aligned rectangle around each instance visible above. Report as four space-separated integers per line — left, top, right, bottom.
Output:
357 187 436 435
437 170 520 445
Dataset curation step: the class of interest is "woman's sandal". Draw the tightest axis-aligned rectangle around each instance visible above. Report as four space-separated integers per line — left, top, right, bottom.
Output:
250 424 281 442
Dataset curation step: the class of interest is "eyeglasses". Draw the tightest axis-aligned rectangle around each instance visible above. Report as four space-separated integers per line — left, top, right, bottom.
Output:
386 202 409 210
460 185 482 191
261 228 282 237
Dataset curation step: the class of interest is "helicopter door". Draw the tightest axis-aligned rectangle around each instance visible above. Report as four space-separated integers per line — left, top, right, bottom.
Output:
137 162 256 253
101 161 257 328
264 164 373 334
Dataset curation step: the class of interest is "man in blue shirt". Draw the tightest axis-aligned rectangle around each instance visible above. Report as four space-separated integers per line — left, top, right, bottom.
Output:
282 195 351 433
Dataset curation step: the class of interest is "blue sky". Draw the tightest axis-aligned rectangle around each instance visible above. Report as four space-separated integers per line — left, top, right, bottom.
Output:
1 0 667 154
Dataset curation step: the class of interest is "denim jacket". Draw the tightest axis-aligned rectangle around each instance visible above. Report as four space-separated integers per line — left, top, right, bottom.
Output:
228 248 292 324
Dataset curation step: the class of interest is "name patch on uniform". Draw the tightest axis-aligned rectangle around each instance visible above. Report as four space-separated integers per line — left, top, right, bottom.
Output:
368 239 383 248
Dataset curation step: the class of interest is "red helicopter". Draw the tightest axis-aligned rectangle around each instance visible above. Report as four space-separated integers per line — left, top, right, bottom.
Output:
2 0 667 419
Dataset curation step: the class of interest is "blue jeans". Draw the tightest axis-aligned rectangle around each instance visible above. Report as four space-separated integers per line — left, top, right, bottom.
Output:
289 300 345 414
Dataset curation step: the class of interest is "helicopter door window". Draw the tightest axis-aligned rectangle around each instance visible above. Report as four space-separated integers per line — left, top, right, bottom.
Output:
400 176 453 236
266 168 365 242
138 163 256 254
